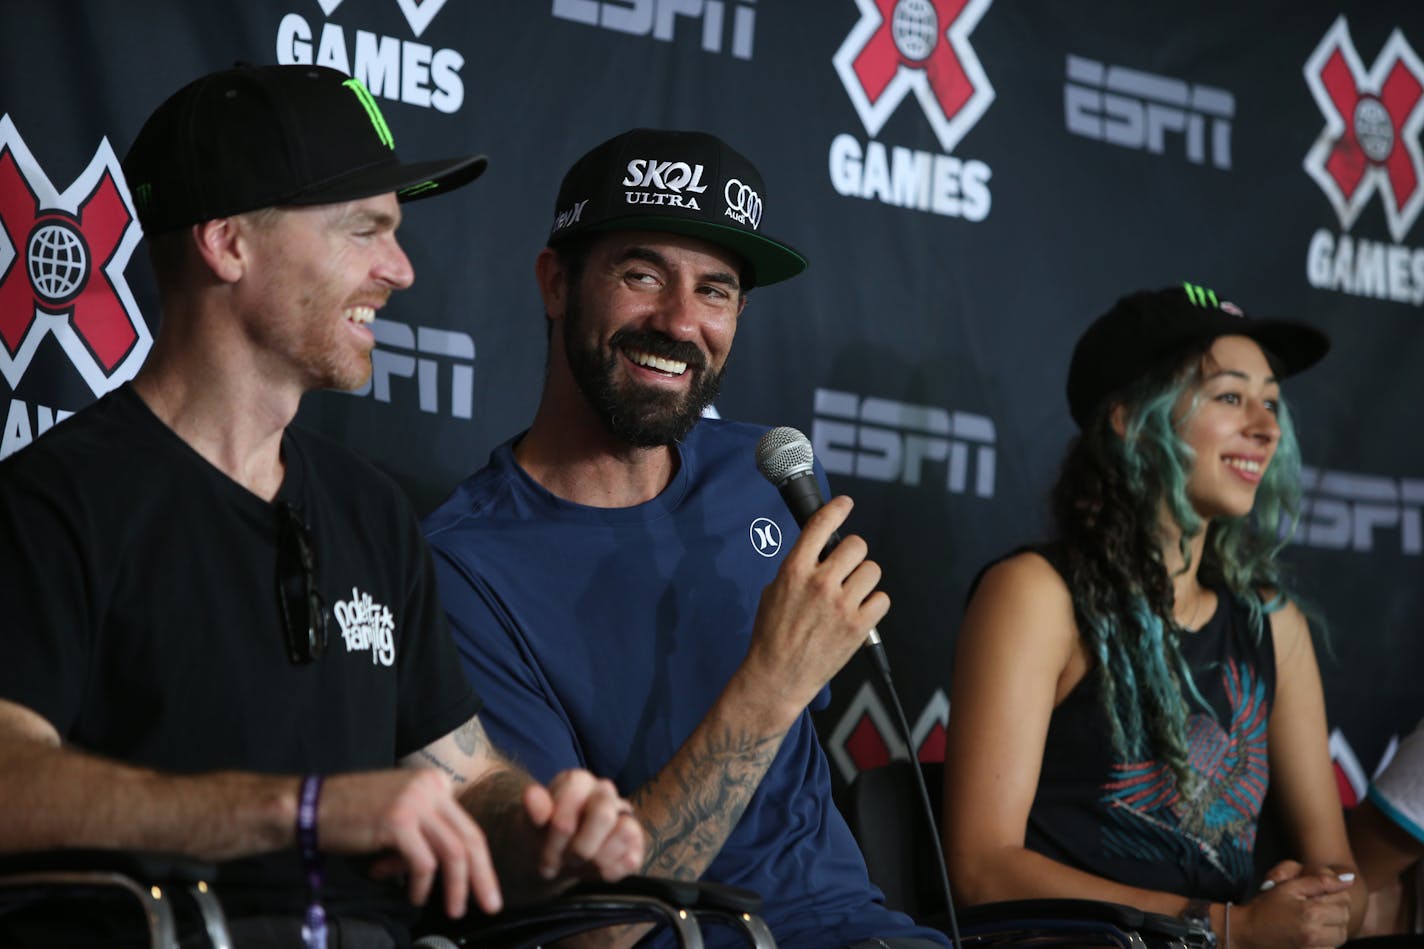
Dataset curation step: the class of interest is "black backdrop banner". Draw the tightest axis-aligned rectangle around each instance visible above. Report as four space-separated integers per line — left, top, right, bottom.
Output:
3 0 1421 800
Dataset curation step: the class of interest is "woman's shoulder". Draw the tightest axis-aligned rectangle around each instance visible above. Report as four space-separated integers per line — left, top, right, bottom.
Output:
965 546 1076 630
968 542 1070 603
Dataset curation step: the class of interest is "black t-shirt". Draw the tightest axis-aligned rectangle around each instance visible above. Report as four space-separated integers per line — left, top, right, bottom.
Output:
0 385 481 925
1024 547 1278 904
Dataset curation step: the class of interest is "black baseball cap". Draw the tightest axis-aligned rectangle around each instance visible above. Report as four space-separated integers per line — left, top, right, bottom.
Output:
546 128 807 288
1066 282 1330 428
123 63 487 234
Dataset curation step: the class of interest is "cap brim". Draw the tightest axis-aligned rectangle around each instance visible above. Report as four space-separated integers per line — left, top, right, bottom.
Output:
1239 318 1330 378
575 215 807 288
285 154 488 208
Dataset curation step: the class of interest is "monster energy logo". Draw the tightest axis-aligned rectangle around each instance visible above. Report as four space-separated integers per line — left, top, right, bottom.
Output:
133 183 152 213
399 180 438 198
1182 282 1220 308
342 79 395 149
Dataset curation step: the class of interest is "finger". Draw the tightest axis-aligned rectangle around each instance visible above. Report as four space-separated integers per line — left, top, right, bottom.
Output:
838 553 882 605
543 775 626 877
566 787 626 864
1262 858 1303 888
792 495 854 563
435 797 501 916
389 819 439 909
523 781 555 829
538 776 593 878
1312 870 1356 894
605 811 646 877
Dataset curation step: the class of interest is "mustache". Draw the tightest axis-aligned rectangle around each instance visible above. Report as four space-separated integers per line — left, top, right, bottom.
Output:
611 328 707 371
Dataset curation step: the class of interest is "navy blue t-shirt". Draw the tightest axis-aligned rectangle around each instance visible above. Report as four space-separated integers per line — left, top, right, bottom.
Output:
425 418 944 949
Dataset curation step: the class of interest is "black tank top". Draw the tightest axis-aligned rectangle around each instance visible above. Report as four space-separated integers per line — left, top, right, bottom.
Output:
1023 548 1277 903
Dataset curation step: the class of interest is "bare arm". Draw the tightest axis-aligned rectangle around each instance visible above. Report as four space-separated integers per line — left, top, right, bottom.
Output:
0 698 297 859
941 556 1356 949
1254 601 1367 939
630 496 887 881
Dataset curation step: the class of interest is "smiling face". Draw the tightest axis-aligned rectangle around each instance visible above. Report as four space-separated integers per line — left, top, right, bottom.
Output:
239 193 413 392
1176 334 1283 520
556 230 746 447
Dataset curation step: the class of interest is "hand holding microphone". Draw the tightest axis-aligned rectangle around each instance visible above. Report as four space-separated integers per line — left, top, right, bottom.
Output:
756 426 884 648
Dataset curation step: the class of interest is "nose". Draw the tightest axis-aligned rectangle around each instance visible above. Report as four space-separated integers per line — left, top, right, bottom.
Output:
375 234 415 290
644 283 700 340
1246 399 1280 444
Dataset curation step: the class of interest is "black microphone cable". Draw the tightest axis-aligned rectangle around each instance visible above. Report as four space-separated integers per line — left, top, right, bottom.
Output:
755 426 963 949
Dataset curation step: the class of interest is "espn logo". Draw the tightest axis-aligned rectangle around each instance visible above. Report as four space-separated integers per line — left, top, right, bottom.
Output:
1294 466 1424 555
349 320 476 420
1064 55 1234 170
552 0 757 61
811 388 996 498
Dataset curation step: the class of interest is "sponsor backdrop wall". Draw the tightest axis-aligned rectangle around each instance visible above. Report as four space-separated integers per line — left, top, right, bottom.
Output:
3 1 1421 803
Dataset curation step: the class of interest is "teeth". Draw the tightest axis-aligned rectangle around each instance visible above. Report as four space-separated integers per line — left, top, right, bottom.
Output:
345 306 375 324
1224 457 1263 474
629 350 687 376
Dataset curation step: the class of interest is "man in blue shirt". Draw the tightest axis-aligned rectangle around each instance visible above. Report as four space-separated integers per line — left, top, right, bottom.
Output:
426 127 948 949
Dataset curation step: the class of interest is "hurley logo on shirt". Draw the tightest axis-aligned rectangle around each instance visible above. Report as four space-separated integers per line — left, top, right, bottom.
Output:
333 587 395 666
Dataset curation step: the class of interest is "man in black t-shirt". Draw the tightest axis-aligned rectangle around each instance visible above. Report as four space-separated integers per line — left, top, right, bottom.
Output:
0 64 643 944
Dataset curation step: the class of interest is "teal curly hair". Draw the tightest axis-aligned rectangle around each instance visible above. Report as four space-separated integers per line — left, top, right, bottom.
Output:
1051 339 1304 794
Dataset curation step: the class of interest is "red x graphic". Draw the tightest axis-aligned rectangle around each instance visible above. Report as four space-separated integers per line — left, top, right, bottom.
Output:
1316 45 1424 215
852 0 974 119
0 147 138 372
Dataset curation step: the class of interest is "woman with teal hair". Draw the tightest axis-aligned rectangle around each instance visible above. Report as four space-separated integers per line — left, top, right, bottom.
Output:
941 284 1365 949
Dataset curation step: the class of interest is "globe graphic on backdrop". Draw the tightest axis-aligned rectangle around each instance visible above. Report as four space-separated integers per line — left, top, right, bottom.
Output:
892 0 939 62
1353 97 1394 163
28 221 88 304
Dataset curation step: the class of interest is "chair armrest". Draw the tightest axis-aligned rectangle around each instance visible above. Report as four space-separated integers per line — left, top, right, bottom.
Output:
0 848 219 883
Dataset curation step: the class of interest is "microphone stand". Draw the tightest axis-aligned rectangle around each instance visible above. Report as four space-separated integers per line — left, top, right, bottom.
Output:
863 639 963 949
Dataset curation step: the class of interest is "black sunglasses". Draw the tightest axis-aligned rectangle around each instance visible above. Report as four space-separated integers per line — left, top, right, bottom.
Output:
276 501 328 665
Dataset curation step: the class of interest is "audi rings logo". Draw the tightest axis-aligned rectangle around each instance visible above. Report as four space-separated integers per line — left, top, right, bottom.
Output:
749 517 782 557
724 178 762 229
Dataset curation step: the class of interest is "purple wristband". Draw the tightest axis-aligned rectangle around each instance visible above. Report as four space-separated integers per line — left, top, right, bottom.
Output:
297 774 327 949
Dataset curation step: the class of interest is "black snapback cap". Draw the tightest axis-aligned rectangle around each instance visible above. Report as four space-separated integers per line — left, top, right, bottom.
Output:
546 128 807 288
123 63 487 234
1066 282 1330 428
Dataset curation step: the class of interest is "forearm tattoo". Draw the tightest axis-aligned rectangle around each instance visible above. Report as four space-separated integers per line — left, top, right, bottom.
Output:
453 716 489 759
634 725 781 879
413 749 464 784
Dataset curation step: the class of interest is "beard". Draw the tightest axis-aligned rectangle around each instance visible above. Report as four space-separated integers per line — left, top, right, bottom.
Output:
562 293 725 448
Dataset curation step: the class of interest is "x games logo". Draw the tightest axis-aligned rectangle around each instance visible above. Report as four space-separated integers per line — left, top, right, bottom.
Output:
0 116 148 397
833 0 995 155
828 0 995 221
1304 16 1424 244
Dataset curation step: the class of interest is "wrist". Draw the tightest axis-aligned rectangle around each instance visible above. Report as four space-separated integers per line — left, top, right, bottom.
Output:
723 662 803 733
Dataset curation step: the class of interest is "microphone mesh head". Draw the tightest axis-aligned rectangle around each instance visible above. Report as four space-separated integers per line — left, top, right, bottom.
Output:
756 426 815 484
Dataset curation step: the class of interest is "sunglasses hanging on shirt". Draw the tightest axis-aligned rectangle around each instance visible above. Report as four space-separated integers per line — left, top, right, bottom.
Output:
276 501 329 665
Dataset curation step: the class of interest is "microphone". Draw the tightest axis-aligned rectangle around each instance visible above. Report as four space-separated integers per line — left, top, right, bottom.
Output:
754 426 882 648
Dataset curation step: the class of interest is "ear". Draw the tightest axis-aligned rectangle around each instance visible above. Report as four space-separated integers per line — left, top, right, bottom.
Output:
1109 402 1129 438
190 218 246 284
534 247 568 322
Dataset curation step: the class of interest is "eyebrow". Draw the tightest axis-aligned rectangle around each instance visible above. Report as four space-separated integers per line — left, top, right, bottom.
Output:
615 246 741 292
1205 368 1279 386
339 207 400 231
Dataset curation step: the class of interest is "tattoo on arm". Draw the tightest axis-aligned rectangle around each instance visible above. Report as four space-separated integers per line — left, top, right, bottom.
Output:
634 725 781 880
413 749 465 785
453 716 489 758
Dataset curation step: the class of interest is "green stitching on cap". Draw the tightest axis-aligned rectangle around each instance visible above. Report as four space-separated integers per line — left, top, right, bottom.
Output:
342 78 394 149
399 180 438 198
133 183 152 213
1181 281 1219 308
